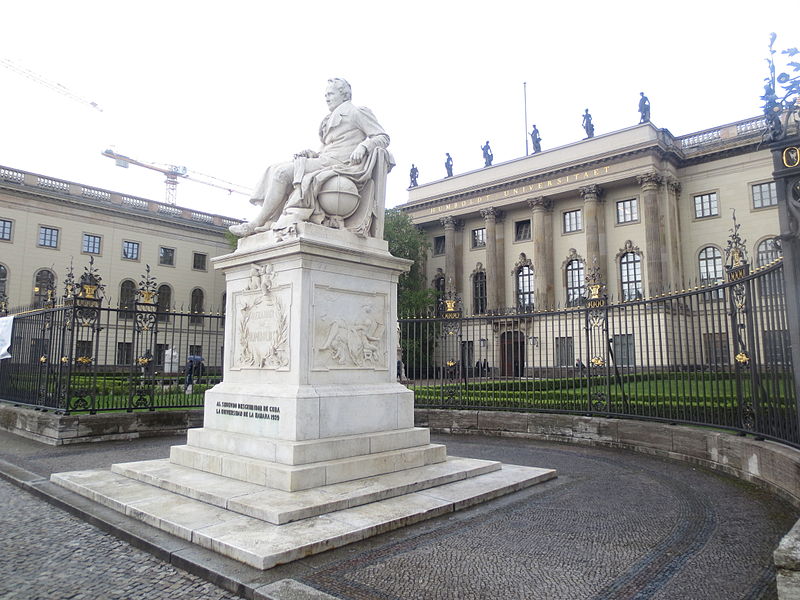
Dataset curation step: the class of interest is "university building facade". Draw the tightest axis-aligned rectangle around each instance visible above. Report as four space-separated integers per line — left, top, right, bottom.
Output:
0 164 239 369
397 116 785 374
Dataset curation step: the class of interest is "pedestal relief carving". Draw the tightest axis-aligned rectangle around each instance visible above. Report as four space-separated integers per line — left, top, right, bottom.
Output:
314 288 388 370
232 263 290 370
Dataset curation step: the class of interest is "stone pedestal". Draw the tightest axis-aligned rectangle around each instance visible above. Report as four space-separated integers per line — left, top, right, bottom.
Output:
51 224 556 569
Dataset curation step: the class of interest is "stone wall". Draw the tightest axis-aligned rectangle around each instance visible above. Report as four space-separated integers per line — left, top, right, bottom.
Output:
0 402 203 445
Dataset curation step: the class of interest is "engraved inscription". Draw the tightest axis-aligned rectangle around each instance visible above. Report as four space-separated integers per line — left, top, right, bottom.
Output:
215 400 280 421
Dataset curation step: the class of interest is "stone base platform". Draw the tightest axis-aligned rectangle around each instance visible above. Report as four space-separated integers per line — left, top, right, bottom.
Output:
51 458 556 569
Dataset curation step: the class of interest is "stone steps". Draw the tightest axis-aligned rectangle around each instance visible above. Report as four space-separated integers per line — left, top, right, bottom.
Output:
52 461 556 570
111 455 501 524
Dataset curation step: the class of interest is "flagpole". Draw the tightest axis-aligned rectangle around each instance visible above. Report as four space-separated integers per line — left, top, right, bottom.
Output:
523 82 529 156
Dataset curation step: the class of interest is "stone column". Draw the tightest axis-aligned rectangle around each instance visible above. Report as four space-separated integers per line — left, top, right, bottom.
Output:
440 216 458 294
480 207 502 311
637 172 665 295
580 185 605 282
527 197 554 308
664 177 683 291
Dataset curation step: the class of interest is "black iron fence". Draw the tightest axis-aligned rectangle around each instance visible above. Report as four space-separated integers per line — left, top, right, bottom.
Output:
0 262 223 413
400 257 800 447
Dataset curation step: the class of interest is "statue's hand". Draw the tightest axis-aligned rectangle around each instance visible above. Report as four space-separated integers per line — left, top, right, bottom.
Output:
295 149 319 159
350 145 367 163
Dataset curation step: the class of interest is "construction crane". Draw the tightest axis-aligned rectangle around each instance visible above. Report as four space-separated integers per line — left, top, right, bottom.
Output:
102 149 251 205
0 57 103 112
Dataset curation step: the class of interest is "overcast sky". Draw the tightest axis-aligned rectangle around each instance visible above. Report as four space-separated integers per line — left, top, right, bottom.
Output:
0 2 794 222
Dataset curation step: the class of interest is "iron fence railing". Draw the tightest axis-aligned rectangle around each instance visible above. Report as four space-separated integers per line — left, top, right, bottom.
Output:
400 259 799 447
0 301 223 414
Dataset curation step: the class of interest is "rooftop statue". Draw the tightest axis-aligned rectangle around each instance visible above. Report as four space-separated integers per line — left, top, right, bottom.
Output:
482 141 493 167
409 164 419 187
444 153 453 177
582 109 595 138
638 92 651 123
230 78 393 238
530 125 542 154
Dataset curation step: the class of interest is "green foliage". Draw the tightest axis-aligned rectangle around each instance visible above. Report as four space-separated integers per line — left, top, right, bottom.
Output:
383 208 436 316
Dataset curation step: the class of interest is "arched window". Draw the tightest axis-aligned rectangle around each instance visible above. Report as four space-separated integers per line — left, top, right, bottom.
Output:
619 253 642 301
516 265 534 311
119 280 137 319
157 284 172 322
472 271 487 314
756 238 783 296
756 239 781 266
33 269 55 307
565 259 585 307
0 264 7 298
190 288 204 324
698 246 723 299
698 246 723 284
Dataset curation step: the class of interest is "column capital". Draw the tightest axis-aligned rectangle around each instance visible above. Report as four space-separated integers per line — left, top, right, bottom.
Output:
665 176 682 196
480 207 503 221
526 196 553 211
440 215 458 229
579 185 604 200
636 171 664 191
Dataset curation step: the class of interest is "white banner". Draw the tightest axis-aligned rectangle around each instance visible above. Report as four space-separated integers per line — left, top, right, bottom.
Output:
0 316 13 359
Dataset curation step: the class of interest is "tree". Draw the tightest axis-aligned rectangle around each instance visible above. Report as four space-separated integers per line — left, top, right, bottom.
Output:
383 208 436 316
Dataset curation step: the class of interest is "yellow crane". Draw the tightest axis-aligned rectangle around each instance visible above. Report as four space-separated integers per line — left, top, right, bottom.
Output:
101 149 251 205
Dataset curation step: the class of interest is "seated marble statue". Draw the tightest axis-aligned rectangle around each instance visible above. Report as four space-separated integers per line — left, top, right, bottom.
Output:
230 78 393 238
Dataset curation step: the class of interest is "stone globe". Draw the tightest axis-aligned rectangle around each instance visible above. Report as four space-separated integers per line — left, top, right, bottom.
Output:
317 175 360 218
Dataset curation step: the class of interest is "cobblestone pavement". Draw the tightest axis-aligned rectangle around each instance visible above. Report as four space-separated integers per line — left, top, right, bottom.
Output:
0 431 797 599
0 476 243 600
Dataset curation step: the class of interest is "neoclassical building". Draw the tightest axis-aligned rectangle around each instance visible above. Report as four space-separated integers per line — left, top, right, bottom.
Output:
398 116 782 314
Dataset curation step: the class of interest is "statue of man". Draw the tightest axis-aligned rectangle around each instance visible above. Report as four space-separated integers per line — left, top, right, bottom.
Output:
582 109 594 138
638 92 650 123
482 141 493 167
530 125 542 154
444 153 453 177
409 164 419 187
230 78 390 237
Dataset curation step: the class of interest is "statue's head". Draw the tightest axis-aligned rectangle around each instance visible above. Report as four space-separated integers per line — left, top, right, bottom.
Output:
325 78 352 111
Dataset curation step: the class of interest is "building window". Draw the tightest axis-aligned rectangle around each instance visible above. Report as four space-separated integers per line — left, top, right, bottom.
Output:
33 269 55 307
189 344 203 358
757 239 783 296
473 271 487 314
620 252 642 301
82 234 101 255
119 280 137 319
0 264 6 297
471 228 486 248
116 342 133 366
157 284 172 322
616 199 638 224
752 181 778 209
190 288 204 324
193 252 207 271
0 219 12 241
612 334 635 366
159 246 175 266
703 333 729 365
698 246 723 298
514 220 531 241
516 265 534 311
763 330 790 365
694 192 718 219
565 259 585 307
433 236 445 256
563 209 582 233
122 241 140 260
555 337 575 367
38 226 59 248
75 340 93 360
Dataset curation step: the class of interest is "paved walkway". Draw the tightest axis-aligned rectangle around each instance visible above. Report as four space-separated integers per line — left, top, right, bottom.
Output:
0 429 796 599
